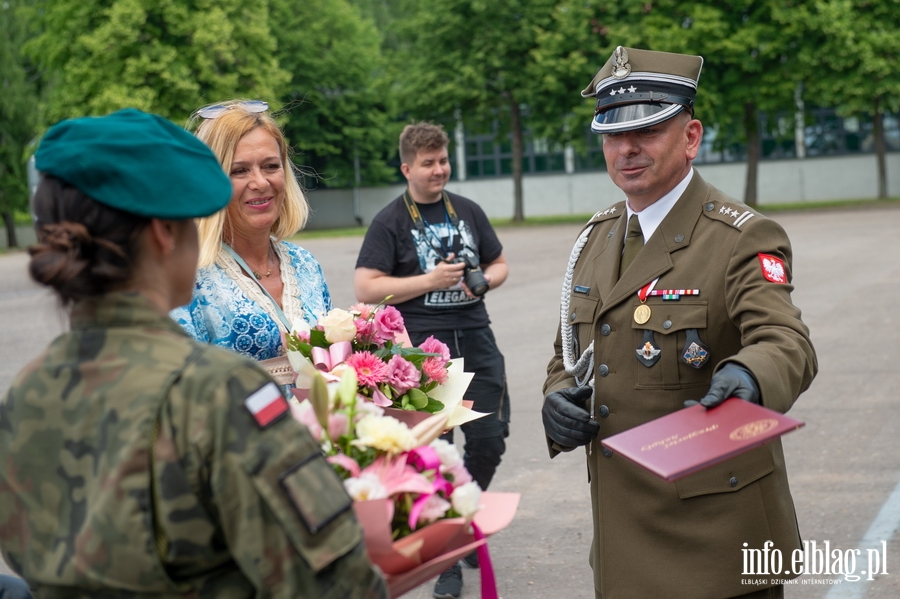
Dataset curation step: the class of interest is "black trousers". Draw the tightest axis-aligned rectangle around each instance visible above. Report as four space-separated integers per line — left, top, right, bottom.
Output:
409 326 510 490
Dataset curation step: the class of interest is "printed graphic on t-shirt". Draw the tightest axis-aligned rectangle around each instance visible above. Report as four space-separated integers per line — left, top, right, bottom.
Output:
412 219 481 308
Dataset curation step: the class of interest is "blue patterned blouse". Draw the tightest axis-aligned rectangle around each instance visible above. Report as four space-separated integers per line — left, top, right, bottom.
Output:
171 240 332 361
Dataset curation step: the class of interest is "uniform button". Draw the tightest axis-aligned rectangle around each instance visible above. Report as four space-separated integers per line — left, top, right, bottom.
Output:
674 234 685 243
729 476 738 487
598 364 609 377
600 324 611 336
663 320 673 330
602 447 613 458
705 203 715 212
607 230 616 238
570 312 576 322
598 405 610 418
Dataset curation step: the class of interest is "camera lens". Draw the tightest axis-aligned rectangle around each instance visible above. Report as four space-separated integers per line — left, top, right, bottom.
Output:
465 268 489 297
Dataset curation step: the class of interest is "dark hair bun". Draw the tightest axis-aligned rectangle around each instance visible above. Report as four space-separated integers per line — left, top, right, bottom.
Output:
28 177 149 304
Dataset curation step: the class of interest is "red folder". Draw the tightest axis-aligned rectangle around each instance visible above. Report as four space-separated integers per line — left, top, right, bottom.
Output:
600 398 805 482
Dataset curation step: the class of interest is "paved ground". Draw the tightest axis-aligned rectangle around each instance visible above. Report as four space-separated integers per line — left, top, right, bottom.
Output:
2 205 899 598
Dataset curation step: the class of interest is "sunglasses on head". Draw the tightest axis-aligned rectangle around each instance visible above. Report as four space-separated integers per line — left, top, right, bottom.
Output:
197 100 269 119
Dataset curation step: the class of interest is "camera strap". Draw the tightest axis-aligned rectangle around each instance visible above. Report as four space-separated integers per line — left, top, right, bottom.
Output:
402 190 462 255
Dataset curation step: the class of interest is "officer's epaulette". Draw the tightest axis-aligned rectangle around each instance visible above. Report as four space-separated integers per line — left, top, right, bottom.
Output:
701 199 760 231
587 202 626 225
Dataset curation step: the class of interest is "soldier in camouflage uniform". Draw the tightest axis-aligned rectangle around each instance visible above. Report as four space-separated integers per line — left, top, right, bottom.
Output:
0 109 386 599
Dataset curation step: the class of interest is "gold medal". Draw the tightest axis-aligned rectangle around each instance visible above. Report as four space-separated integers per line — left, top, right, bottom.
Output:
634 304 651 325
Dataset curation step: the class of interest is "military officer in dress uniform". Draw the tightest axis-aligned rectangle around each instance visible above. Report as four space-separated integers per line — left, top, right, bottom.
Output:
542 47 817 599
0 109 386 599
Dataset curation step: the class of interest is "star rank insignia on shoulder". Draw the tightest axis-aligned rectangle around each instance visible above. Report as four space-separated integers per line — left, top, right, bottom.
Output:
588 202 626 224
702 200 758 230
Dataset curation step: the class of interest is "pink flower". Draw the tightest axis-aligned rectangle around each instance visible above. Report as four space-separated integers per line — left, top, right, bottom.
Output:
350 303 375 320
419 336 451 365
415 493 451 525
373 306 405 341
345 351 389 387
386 354 421 395
422 357 448 385
354 318 377 345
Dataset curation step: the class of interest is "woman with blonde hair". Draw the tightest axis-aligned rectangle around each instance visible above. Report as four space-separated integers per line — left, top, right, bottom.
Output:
171 100 330 381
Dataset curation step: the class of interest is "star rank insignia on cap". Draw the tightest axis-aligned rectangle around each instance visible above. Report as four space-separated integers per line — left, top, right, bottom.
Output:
245 382 289 428
758 253 787 283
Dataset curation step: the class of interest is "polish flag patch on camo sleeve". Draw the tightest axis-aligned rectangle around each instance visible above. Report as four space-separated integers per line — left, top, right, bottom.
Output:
244 382 289 428
758 253 787 283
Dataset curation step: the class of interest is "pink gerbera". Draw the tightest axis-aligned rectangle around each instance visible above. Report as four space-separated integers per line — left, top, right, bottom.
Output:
386 354 421 395
419 336 451 365
345 351 389 387
422 357 448 385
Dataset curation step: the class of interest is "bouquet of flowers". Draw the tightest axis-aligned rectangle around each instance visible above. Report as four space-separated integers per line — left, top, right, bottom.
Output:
285 301 483 428
291 368 519 598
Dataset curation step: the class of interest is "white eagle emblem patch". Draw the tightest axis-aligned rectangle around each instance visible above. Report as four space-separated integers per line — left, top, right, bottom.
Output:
758 253 786 283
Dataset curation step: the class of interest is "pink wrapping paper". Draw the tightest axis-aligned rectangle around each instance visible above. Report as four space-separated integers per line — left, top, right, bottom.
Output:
353 492 519 598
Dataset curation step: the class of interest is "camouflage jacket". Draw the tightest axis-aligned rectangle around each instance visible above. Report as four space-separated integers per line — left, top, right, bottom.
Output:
0 292 386 599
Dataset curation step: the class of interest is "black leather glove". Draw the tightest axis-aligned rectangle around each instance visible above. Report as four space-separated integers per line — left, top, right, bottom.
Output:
542 386 600 448
685 363 760 409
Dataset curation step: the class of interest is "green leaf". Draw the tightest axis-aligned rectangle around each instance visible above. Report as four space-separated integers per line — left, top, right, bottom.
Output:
405 388 429 410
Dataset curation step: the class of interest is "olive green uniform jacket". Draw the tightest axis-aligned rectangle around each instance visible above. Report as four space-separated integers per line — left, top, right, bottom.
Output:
544 172 817 599
0 292 386 599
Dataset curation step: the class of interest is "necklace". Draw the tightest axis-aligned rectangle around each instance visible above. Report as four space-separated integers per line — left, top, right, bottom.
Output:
248 244 275 279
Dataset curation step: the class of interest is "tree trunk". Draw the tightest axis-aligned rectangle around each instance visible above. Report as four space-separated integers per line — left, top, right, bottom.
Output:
509 95 525 222
743 101 760 207
2 211 19 249
873 96 887 199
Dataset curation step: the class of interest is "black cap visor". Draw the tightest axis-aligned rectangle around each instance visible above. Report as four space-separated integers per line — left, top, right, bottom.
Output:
591 103 685 134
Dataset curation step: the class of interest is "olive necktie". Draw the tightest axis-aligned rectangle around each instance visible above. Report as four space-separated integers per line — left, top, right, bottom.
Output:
619 214 644 277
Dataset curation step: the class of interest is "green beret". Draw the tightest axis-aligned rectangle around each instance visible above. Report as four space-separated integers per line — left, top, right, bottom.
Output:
34 108 232 220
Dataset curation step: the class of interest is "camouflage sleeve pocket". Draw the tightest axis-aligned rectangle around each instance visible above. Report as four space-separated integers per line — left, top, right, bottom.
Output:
242 443 363 572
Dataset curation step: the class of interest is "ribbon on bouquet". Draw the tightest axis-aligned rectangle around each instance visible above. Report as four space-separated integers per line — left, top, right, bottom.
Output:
472 521 499 599
310 341 352 373
406 446 455 531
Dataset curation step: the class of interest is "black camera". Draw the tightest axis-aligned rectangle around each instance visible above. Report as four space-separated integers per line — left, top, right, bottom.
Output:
448 248 489 297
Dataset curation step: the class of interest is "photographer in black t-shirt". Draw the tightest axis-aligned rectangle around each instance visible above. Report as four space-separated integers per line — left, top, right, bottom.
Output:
355 122 510 599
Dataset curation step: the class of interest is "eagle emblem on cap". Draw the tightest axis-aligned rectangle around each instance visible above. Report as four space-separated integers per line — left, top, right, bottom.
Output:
612 46 632 79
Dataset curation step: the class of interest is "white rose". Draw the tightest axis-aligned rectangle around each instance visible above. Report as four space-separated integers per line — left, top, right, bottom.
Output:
451 481 482 519
319 308 357 343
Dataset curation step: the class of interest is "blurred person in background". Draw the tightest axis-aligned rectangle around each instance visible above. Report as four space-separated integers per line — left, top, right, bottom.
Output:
355 122 510 599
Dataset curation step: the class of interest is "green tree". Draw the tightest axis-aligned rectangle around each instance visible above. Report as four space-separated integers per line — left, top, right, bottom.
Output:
1 0 39 248
802 0 900 199
529 1 814 206
394 0 557 221
24 0 289 123
271 0 399 190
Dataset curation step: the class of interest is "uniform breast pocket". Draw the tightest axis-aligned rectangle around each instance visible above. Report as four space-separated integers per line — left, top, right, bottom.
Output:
634 301 710 390
567 293 600 356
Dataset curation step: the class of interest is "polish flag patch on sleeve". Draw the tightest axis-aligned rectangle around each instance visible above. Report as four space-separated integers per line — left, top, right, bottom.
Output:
244 382 289 428
758 253 787 284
